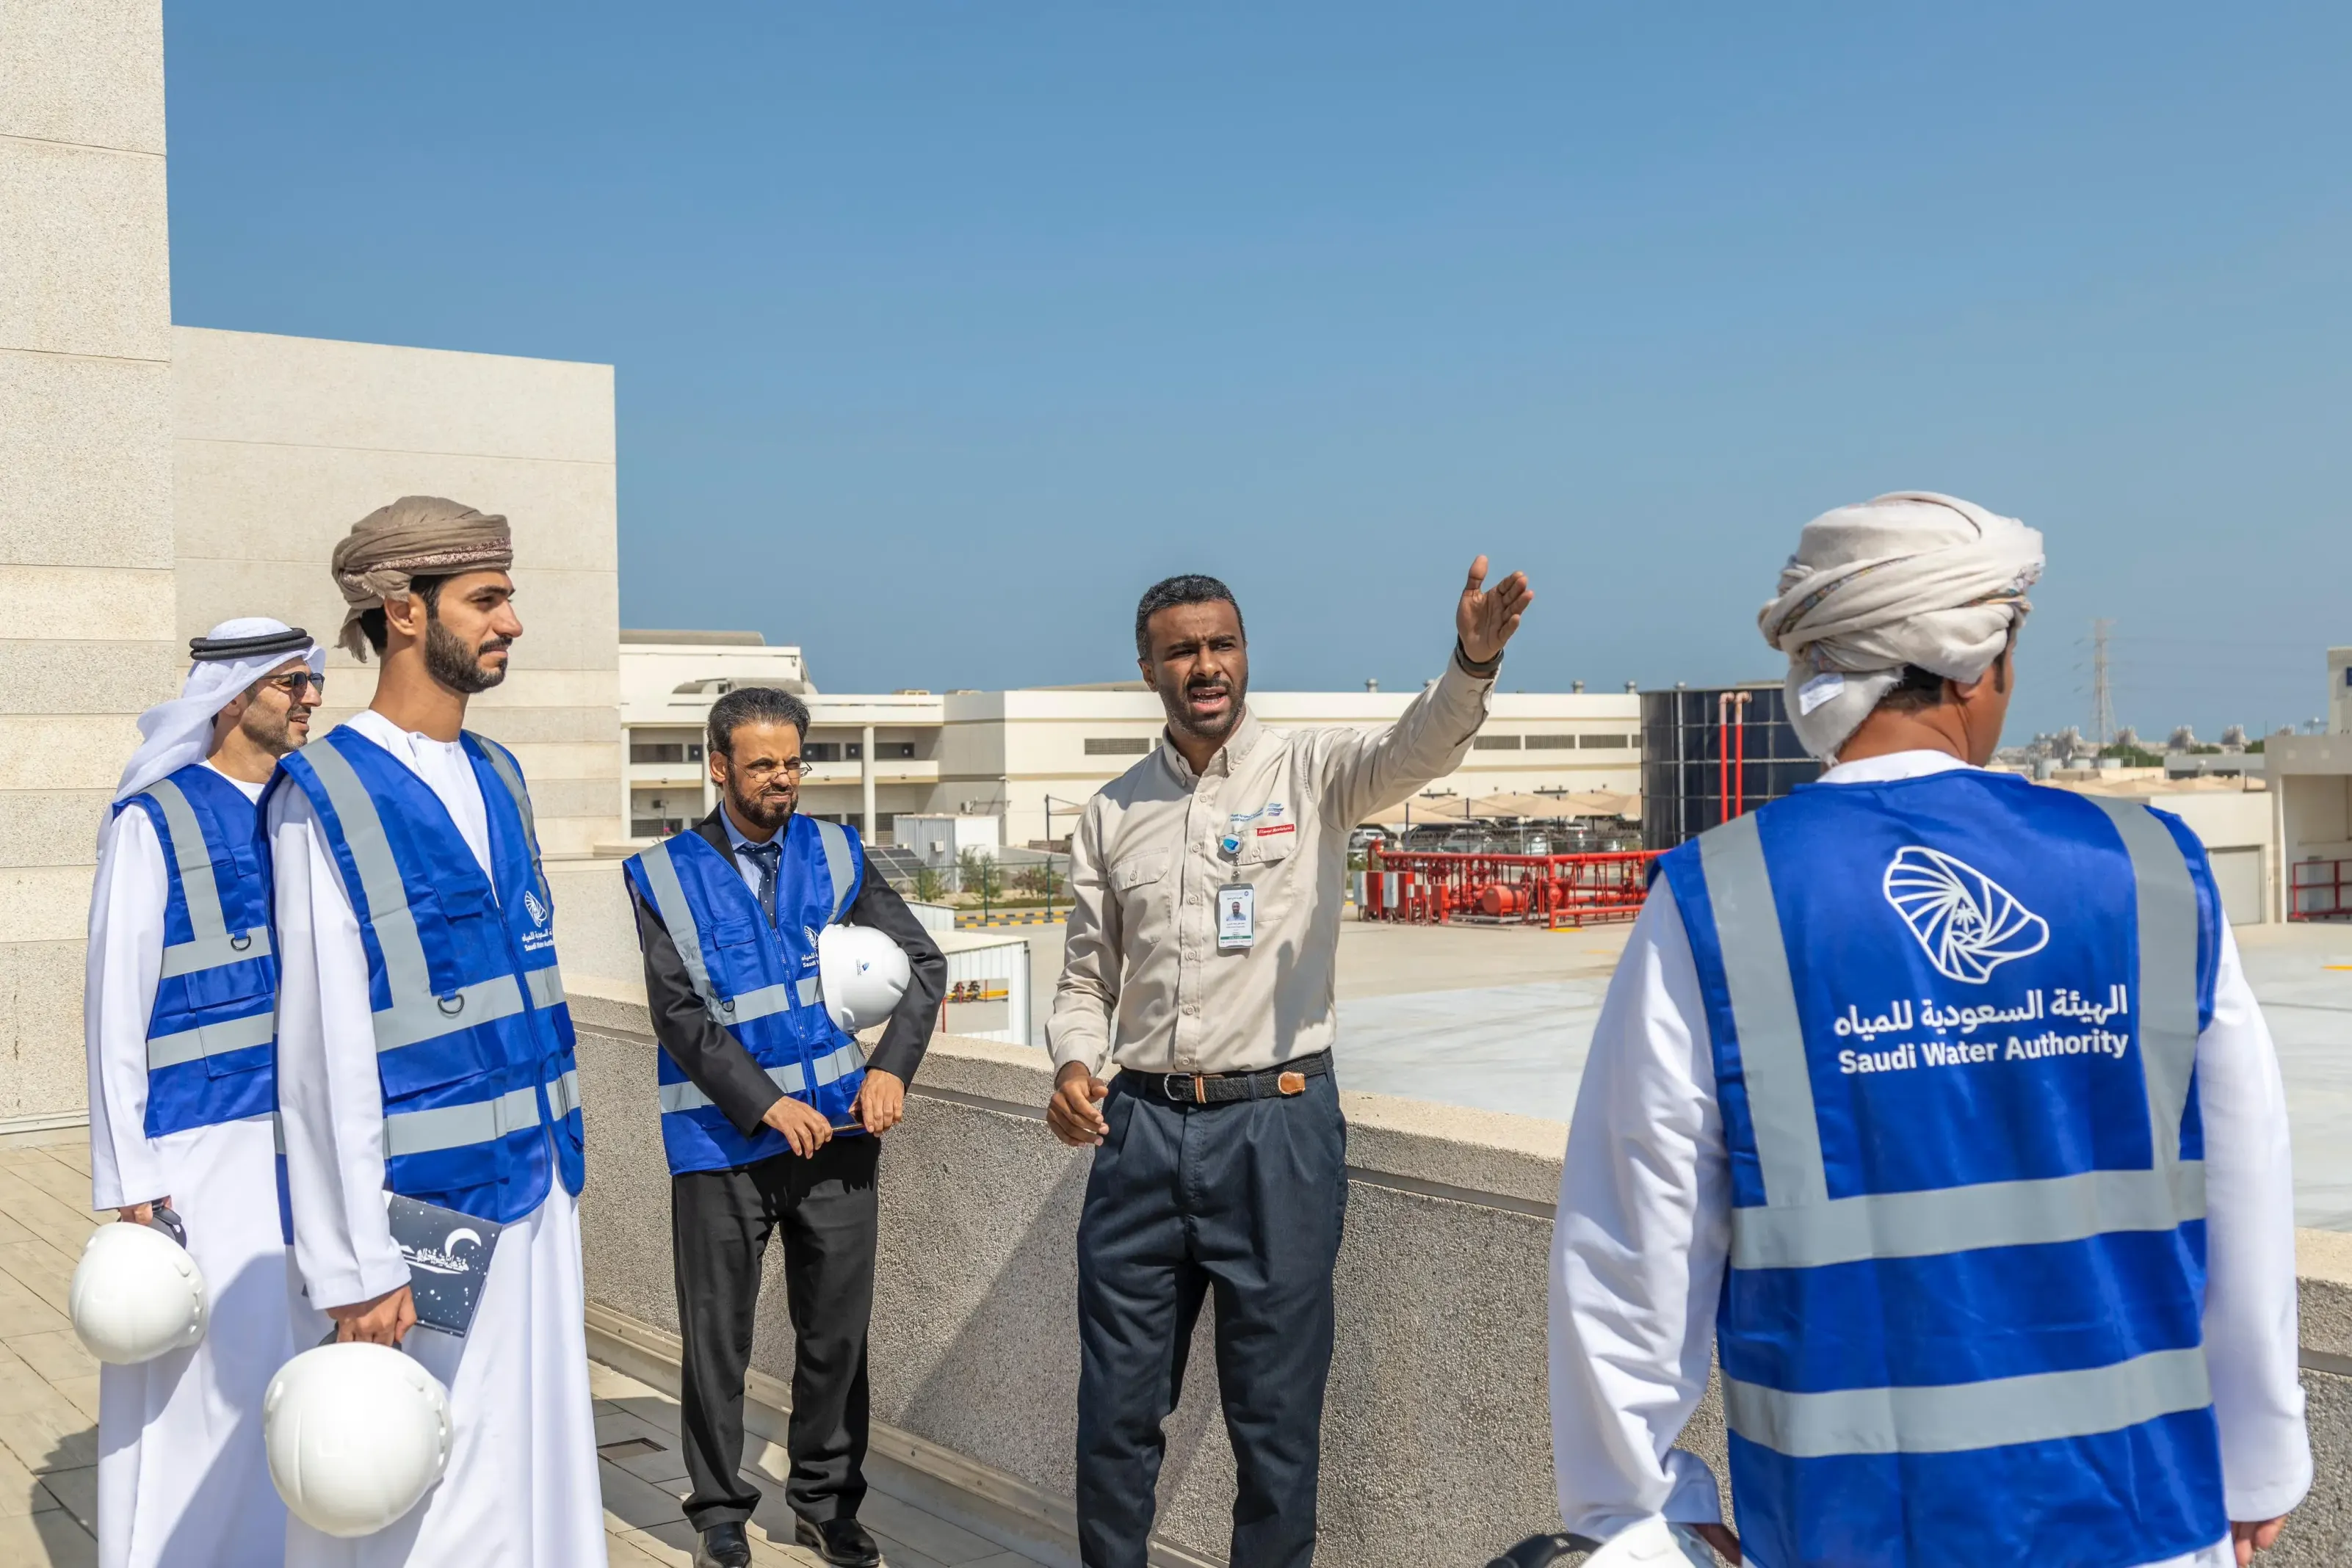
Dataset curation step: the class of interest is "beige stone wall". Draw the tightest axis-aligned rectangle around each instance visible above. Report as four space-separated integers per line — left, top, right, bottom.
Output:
171 326 623 857
0 0 176 1127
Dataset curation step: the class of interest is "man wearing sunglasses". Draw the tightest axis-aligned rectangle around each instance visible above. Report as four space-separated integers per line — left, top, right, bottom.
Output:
84 617 323 1568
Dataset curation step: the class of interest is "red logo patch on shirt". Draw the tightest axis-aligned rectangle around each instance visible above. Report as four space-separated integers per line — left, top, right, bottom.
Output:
1256 823 1296 836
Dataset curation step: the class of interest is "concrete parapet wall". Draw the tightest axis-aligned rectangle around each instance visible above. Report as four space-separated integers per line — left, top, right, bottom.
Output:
571 995 2352 1566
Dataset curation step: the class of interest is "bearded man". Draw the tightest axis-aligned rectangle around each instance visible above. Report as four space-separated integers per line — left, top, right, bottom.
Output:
1046 562 1534 1568
268 497 604 1567
86 618 321 1568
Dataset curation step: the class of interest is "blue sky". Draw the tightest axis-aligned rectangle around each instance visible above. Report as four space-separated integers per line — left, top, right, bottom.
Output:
163 4 2351 740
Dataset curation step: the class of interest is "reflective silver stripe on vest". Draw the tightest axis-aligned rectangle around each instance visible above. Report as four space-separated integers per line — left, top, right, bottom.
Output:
145 776 272 980
304 740 507 1053
813 819 855 921
2088 796 2202 1180
471 738 553 905
811 1036 865 1086
636 838 720 1010
1723 1346 2213 1459
1701 801 2204 1272
708 976 822 1026
1701 813 1828 1211
146 1009 275 1070
384 1069 582 1158
549 1067 582 1119
472 738 538 851
474 738 569 1018
659 1039 865 1115
159 925 271 979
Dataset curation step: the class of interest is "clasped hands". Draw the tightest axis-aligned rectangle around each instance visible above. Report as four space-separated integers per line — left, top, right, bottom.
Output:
761 1067 905 1158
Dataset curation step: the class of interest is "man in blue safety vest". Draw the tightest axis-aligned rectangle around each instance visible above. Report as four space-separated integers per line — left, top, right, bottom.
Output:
86 617 321 1568
1549 493 2310 1568
624 685 945 1568
269 497 604 1567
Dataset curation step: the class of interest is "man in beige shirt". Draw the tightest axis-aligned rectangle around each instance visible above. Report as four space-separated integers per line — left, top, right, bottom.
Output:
1046 562 1533 1568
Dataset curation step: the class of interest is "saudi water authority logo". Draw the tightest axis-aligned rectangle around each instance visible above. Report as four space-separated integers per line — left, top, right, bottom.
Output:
1882 846 2049 984
522 888 549 927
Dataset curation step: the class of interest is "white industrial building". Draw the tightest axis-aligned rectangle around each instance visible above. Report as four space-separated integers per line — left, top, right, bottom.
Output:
620 632 1642 846
2268 645 2352 923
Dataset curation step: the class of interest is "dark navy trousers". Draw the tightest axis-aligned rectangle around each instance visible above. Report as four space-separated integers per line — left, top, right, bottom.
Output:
1074 1070 1348 1568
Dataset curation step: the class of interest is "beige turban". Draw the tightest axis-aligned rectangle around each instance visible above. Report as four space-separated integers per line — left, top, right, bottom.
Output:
330 496 513 659
1759 491 2044 760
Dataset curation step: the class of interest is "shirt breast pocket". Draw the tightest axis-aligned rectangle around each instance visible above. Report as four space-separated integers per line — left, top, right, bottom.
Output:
1240 829 1298 868
1110 852 1169 923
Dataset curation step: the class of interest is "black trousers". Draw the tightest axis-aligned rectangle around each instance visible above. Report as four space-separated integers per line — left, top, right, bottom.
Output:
673 1135 879 1531
1074 1071 1349 1568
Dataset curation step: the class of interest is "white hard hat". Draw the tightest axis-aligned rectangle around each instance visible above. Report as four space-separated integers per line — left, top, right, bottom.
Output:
69 1219 206 1365
817 922 911 1033
264 1343 452 1538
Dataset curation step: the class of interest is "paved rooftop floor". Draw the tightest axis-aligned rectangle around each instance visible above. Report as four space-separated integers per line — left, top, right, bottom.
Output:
0 1141 1048 1568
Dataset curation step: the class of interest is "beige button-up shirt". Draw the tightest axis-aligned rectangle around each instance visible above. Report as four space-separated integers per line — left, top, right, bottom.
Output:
1047 653 1496 1076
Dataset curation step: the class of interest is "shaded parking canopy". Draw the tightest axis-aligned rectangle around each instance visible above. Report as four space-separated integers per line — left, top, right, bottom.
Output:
1363 788 1640 827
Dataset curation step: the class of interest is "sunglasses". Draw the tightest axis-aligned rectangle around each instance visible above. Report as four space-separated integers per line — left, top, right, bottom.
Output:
262 671 328 697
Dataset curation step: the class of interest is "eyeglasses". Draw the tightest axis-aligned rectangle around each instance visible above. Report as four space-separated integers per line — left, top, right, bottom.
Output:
735 757 808 780
263 671 328 697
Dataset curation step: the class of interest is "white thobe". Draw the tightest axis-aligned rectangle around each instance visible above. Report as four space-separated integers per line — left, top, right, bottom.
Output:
271 711 606 1568
86 769 296 1568
1549 750 2312 1568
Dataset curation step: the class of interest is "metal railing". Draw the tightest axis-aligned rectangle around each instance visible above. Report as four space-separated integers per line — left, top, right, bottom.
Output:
2290 857 2352 921
1359 848 1662 929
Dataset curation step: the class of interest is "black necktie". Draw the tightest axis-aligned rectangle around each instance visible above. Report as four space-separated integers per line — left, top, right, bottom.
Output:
744 841 782 928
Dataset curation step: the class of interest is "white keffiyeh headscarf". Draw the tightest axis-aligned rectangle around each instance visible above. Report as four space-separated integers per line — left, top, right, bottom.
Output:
114 618 325 804
1758 492 2044 760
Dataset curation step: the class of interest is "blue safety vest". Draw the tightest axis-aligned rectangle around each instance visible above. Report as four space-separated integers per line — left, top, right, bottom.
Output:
623 815 866 1175
114 765 277 1137
1659 769 2225 1568
269 726 583 1224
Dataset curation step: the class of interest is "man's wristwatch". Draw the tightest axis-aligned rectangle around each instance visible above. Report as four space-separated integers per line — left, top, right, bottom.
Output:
1454 639 1503 678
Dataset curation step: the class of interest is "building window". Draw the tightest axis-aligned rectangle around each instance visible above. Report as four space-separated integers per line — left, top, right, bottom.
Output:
1580 734 1635 749
1472 734 1521 750
631 741 702 763
1525 735 1580 749
883 741 916 759
806 742 842 762
1085 738 1154 756
632 817 686 837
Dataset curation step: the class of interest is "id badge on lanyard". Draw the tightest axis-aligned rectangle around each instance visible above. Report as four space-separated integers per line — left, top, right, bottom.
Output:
1217 883 1256 951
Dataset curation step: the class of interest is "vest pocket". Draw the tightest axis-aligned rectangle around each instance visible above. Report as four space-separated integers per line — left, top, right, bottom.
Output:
182 958 269 1013
380 1037 493 1099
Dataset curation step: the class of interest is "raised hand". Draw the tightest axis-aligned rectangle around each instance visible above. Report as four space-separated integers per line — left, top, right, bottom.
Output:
1456 555 1533 665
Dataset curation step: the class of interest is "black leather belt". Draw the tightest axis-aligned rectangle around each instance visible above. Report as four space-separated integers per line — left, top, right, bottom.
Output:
1121 1050 1331 1106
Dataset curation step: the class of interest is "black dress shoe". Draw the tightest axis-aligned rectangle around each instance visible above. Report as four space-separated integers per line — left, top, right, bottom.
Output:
693 1522 753 1568
795 1514 883 1567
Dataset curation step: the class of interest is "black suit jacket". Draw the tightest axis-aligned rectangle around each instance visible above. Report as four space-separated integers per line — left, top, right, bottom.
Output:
628 807 949 1137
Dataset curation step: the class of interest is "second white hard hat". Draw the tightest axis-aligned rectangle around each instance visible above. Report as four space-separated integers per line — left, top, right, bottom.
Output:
68 1219 207 1365
264 1343 452 1538
817 922 911 1034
